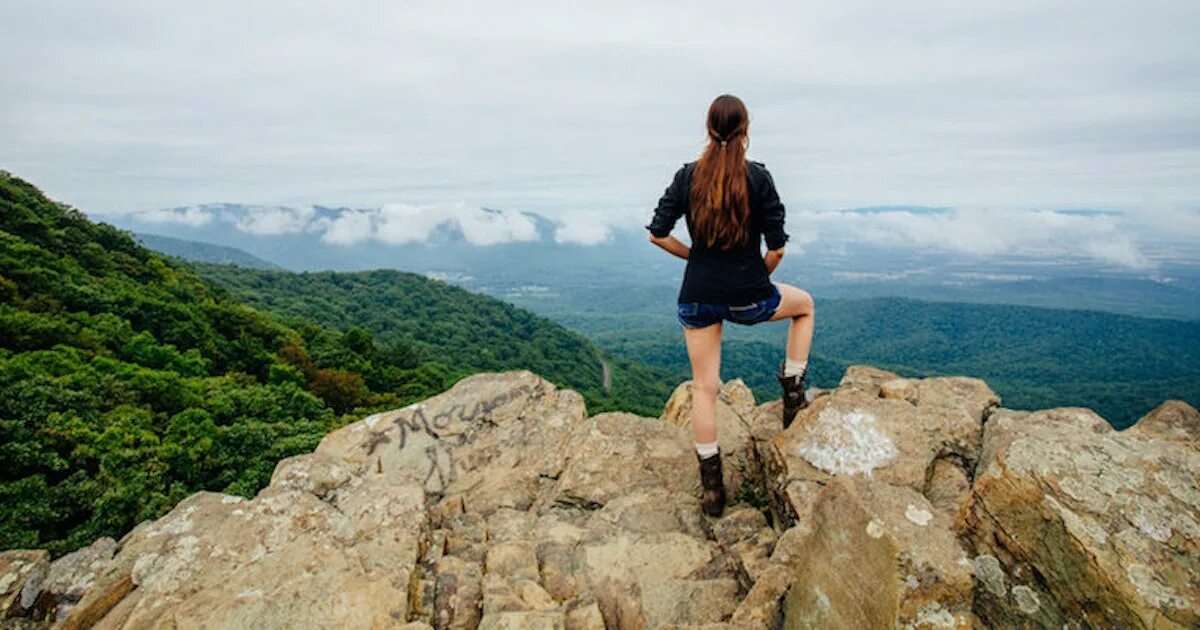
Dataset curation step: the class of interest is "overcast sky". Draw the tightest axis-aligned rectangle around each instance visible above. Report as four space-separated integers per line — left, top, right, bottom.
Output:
2 1 1198 248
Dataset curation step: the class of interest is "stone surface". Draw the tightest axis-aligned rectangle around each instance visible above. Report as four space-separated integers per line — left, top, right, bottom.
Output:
65 478 427 628
564 601 605 630
967 403 1200 628
1127 399 1200 443
317 370 589 517
34 536 116 622
48 372 752 628
0 550 48 618
762 371 994 529
3 366 1195 630
781 476 975 629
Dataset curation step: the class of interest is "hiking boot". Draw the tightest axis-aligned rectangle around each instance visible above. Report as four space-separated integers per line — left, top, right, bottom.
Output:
696 448 726 517
777 361 808 429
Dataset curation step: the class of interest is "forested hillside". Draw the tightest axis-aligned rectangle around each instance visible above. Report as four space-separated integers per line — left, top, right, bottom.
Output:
190 264 673 416
506 285 1200 428
134 232 282 269
0 173 455 554
0 173 668 556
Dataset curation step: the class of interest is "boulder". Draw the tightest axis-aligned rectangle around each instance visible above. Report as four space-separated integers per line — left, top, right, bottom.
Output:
268 372 749 628
316 370 589 517
1127 399 1200 443
762 368 995 529
781 476 975 629
967 403 1200 628
541 412 698 511
61 476 428 628
33 537 116 622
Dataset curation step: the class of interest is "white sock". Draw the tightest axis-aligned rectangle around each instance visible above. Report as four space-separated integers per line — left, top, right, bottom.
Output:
784 358 808 377
694 440 719 459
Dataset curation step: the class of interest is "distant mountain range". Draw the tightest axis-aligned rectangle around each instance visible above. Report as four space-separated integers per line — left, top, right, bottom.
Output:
134 232 281 269
103 203 1200 321
101 203 650 280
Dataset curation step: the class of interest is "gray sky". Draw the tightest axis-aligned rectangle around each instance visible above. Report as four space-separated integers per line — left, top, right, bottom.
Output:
2 1 1199 258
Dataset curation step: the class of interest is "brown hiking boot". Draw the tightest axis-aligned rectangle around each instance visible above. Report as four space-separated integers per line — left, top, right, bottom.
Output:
777 361 808 429
696 448 726 517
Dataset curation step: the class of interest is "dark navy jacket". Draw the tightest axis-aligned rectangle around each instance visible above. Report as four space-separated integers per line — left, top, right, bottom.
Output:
645 159 789 305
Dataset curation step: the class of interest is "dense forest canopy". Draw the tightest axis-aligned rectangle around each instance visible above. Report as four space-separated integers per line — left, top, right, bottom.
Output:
0 172 669 555
506 284 1200 428
188 263 674 416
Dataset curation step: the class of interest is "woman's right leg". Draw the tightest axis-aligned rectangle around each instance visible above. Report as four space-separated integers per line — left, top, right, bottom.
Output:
769 282 815 363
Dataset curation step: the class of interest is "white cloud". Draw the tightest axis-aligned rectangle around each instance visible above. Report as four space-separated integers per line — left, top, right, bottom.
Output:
554 217 612 245
123 199 1173 270
367 204 447 245
1079 237 1149 269
802 206 1155 269
117 195 1193 270
314 202 541 246
320 209 374 245
230 205 315 235
133 206 214 226
552 208 649 245
454 207 539 245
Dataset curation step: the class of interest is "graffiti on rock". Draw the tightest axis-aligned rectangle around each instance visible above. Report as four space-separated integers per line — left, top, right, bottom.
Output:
360 385 534 492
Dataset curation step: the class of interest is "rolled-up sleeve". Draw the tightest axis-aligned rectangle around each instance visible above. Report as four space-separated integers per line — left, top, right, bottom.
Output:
760 167 789 250
645 164 688 238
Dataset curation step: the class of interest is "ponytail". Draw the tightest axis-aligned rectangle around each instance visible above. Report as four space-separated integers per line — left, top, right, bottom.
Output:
689 95 751 250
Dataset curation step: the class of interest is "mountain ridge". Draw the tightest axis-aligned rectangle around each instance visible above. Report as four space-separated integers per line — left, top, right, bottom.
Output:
133 232 282 269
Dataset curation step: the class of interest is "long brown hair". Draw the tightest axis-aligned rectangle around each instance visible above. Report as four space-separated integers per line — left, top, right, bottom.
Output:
688 94 750 249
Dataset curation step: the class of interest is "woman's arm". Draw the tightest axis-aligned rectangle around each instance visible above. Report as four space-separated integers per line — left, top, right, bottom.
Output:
645 164 688 251
649 233 690 260
764 247 785 274
759 165 790 254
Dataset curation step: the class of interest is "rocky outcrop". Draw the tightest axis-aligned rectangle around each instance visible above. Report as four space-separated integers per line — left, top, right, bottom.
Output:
966 404 1200 628
762 365 995 538
2 367 1196 629
781 475 975 629
757 366 996 628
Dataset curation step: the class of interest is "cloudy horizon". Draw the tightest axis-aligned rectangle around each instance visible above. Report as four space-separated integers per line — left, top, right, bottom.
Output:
115 198 1198 271
2 1 1199 260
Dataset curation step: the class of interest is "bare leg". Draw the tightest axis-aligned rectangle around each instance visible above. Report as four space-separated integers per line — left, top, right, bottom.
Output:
683 321 723 443
769 282 815 362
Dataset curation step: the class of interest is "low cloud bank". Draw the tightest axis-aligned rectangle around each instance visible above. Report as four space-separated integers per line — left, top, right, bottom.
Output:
127 201 1199 269
803 206 1153 269
316 203 539 246
135 202 540 246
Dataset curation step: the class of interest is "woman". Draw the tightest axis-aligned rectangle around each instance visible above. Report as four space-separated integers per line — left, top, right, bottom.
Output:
645 94 815 517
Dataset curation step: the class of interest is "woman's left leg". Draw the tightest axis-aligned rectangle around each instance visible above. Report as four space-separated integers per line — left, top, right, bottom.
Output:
683 321 723 443
684 320 726 516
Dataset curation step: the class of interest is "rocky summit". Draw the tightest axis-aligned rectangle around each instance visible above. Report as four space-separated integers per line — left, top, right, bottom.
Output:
1 366 1197 629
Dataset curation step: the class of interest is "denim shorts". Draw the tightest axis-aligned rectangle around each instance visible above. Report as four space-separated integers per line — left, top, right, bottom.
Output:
677 284 782 329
